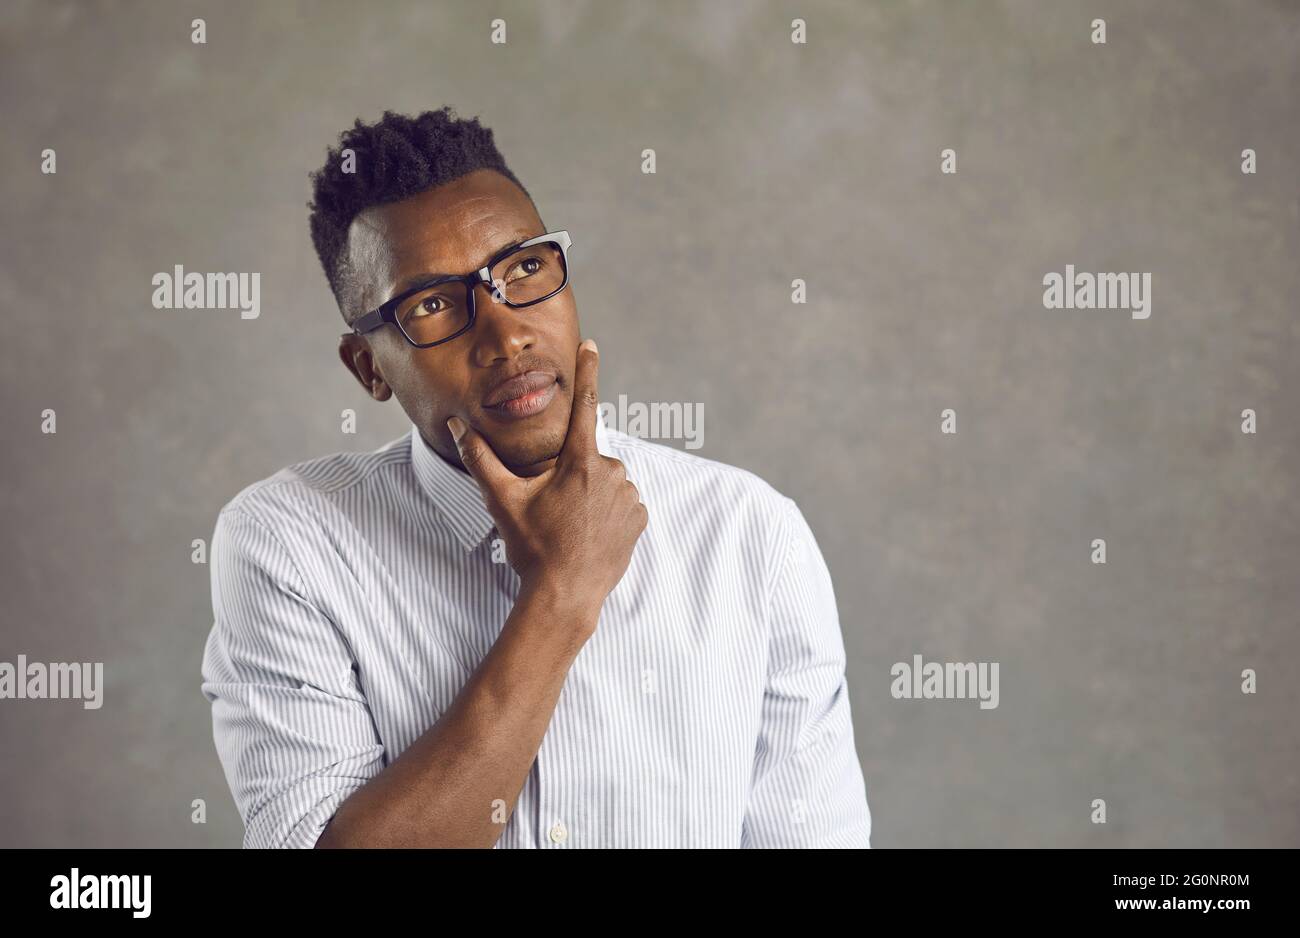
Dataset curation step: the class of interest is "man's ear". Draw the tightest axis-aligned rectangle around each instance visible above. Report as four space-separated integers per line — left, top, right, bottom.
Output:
338 334 393 401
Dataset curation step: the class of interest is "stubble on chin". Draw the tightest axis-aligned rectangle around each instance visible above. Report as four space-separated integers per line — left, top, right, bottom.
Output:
495 424 565 475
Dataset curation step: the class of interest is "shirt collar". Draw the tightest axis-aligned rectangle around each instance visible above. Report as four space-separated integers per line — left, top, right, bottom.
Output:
410 406 615 552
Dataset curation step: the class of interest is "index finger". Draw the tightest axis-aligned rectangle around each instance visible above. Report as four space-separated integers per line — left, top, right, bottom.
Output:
559 338 599 463
448 416 519 505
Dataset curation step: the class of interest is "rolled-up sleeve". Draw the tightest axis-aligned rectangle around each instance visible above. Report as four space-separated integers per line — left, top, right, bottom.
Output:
201 505 386 848
743 495 872 848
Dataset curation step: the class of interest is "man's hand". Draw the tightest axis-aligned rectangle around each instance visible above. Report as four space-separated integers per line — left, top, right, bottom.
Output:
447 339 648 631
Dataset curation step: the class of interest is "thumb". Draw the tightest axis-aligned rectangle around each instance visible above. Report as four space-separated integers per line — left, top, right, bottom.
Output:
447 417 517 502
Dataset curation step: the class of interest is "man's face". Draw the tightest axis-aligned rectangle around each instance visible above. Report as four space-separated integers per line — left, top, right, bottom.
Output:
338 169 581 476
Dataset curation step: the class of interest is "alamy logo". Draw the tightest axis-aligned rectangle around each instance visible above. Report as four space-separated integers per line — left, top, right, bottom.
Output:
1042 265 1151 319
151 266 260 319
890 654 1000 709
599 394 704 450
0 655 103 709
50 868 151 918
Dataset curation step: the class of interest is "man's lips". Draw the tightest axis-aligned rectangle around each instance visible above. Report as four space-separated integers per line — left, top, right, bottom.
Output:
482 370 558 409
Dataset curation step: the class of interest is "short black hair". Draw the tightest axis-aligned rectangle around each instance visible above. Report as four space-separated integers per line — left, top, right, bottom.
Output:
308 107 534 324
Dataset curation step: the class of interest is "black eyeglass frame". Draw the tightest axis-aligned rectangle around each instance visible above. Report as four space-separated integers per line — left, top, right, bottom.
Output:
348 230 573 349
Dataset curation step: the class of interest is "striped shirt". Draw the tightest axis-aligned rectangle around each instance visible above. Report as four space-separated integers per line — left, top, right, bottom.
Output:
200 409 872 848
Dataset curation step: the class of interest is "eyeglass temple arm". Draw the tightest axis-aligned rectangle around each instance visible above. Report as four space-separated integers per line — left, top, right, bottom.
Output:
352 307 387 334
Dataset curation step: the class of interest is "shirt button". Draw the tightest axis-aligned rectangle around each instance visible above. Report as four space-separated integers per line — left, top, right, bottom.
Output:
548 822 568 845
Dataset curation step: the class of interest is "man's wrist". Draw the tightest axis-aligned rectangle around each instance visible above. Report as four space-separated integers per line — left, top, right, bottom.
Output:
518 574 603 637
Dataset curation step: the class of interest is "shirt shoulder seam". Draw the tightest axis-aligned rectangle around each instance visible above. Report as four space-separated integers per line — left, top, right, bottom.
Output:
762 494 800 628
219 502 316 602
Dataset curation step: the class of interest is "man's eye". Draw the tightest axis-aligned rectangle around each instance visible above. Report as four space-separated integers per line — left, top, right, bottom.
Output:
411 296 446 317
504 255 543 283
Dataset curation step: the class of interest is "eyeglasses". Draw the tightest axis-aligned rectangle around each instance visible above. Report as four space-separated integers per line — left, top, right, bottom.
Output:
350 230 573 349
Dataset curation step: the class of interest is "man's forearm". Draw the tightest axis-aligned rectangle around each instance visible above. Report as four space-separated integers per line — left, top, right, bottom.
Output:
315 582 597 848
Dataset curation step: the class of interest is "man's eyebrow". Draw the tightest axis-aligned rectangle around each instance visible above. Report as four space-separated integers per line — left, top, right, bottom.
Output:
389 233 537 298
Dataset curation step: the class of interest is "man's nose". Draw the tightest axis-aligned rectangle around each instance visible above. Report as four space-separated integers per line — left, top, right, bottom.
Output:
470 280 537 366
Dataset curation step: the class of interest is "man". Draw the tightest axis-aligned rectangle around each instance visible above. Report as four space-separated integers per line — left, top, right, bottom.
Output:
200 107 871 848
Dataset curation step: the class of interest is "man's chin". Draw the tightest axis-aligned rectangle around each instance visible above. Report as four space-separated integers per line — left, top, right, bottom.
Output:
483 424 564 476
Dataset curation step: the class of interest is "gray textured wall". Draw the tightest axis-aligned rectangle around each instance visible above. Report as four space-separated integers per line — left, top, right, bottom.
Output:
1 0 1296 847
